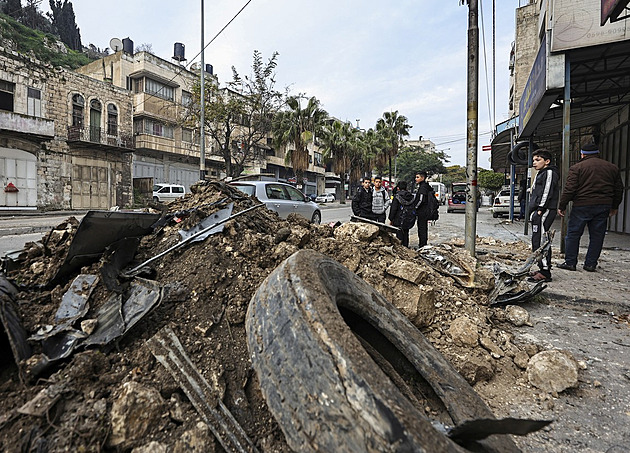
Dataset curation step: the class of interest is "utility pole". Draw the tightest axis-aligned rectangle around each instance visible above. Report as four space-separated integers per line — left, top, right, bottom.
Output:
199 0 206 181
465 0 479 257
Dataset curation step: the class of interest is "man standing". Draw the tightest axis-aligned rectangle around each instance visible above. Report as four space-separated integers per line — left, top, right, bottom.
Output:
413 171 432 247
527 149 560 283
388 180 415 247
371 176 390 223
352 177 374 219
557 142 624 272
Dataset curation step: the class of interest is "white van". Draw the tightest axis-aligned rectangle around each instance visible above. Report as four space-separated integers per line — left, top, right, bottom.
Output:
152 183 186 203
429 182 447 205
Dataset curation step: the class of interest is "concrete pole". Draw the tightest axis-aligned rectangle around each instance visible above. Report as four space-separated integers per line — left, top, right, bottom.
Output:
561 55 571 253
465 0 479 257
199 0 206 181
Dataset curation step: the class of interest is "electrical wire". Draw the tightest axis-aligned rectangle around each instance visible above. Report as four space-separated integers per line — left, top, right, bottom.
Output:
479 0 494 138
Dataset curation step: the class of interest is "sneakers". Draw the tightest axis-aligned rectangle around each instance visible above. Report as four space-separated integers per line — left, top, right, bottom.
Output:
557 262 576 271
583 265 597 272
527 272 552 283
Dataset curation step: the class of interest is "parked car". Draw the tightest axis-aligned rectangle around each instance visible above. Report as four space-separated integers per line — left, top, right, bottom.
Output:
447 182 467 213
229 181 322 224
315 193 335 203
492 189 521 218
152 183 186 203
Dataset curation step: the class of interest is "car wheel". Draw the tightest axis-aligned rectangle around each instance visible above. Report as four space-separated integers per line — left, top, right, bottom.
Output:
153 196 159 203
246 250 517 453
493 212 499 218
311 210 321 224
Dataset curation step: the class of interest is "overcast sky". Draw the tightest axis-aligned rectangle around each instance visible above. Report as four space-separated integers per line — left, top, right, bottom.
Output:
41 0 524 168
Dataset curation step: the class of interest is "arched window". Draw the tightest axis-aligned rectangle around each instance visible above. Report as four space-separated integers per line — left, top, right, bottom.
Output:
107 103 118 135
72 94 84 128
89 99 102 142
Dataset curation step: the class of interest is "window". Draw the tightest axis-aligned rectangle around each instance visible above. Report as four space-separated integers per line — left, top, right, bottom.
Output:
138 118 174 138
182 128 193 142
107 103 118 135
145 78 174 101
182 91 192 107
27 87 42 117
0 80 15 112
72 94 84 128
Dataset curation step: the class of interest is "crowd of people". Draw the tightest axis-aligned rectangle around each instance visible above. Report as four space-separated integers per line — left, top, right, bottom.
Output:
349 140 624 280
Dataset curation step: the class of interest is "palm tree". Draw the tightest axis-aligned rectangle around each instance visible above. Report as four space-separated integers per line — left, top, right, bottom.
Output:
376 111 412 181
272 96 328 182
319 120 358 203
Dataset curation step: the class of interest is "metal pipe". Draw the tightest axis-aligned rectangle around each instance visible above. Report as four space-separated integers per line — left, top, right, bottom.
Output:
199 0 206 181
465 0 479 257
561 54 571 254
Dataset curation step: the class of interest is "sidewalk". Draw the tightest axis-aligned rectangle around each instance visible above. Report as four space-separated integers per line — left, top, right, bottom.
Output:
498 216 630 309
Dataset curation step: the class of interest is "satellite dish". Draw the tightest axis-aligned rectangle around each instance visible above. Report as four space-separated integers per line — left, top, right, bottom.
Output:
109 38 123 52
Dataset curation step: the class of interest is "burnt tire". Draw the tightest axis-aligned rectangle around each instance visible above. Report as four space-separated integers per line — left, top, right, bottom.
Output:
510 141 539 166
246 250 518 453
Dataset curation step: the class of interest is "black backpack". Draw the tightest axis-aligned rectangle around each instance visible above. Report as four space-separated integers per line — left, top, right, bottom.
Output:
426 189 440 221
396 194 417 230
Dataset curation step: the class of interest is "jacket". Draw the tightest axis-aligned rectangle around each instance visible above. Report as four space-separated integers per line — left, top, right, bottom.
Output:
529 165 560 212
371 187 390 215
558 155 624 210
352 186 373 217
388 189 414 227
413 181 432 218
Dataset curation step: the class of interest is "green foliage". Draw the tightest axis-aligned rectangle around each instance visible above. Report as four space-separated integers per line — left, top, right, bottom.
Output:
395 148 448 187
0 12 90 68
442 165 469 188
478 169 506 191
48 0 81 50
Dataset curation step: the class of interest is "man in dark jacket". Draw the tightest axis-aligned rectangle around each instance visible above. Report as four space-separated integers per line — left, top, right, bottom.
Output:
388 180 414 247
527 149 560 282
352 177 374 219
413 171 432 247
557 142 624 272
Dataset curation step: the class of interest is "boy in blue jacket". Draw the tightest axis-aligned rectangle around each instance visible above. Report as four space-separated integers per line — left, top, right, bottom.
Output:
528 149 560 282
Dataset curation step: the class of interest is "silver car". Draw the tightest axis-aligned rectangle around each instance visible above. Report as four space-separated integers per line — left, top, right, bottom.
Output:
230 181 322 224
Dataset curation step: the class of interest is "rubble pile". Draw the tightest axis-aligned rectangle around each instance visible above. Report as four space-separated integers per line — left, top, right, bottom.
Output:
1 182 555 452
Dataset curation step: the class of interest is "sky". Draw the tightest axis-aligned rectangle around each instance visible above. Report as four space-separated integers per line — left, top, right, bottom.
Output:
40 0 524 168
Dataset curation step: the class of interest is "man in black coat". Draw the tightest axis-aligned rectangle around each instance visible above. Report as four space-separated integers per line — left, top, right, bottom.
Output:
413 171 432 247
352 177 374 220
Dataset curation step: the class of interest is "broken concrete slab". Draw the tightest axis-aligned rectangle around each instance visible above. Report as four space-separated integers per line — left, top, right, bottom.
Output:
527 350 579 394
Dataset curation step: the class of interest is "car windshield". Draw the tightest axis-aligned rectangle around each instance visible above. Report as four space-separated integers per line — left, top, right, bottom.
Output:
231 184 256 196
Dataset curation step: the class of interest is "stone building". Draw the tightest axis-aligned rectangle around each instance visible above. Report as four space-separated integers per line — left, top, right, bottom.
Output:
0 47 134 210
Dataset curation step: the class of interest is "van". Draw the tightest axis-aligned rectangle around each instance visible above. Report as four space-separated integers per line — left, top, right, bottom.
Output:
152 183 185 203
429 182 446 205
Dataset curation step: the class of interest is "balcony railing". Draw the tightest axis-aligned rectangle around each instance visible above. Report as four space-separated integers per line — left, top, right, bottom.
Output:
67 125 134 150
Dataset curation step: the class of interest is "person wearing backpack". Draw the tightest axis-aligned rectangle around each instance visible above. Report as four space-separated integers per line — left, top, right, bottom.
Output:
413 171 437 247
388 180 415 247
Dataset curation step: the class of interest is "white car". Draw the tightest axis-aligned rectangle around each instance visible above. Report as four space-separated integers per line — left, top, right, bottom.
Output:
229 181 322 224
315 193 335 203
492 189 520 218
153 184 186 203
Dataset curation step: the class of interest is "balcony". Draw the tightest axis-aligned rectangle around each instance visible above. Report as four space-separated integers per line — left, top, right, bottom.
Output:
67 126 134 150
0 110 54 139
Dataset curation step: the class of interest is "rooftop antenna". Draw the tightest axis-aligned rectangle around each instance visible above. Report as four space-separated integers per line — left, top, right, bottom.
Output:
109 38 123 52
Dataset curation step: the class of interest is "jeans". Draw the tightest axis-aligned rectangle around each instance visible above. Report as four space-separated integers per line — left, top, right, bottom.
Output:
564 205 611 267
531 209 556 276
417 216 428 247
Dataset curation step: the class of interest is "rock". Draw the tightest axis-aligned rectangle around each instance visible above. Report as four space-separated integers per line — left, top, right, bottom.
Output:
334 222 380 242
288 226 311 248
386 259 430 284
173 422 214 453
458 351 495 384
274 227 291 243
448 316 479 347
108 382 166 448
381 279 435 327
480 336 504 358
505 305 532 327
527 350 579 393
513 350 530 369
80 319 98 335
132 441 168 453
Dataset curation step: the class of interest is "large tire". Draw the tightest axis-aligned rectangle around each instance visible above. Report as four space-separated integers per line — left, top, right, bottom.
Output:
246 250 519 453
510 141 539 166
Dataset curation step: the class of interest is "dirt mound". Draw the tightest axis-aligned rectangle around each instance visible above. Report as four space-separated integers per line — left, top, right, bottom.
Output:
1 182 542 452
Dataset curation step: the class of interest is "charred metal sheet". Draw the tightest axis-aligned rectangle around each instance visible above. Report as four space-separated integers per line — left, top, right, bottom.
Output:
49 210 160 286
179 203 233 243
42 329 87 361
147 327 259 453
0 273 32 375
350 215 400 234
99 237 141 292
56 274 99 323
82 293 124 347
122 203 264 278
420 246 476 287
448 417 552 442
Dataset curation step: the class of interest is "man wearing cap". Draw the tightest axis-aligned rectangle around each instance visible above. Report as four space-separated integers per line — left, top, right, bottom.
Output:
557 142 624 272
